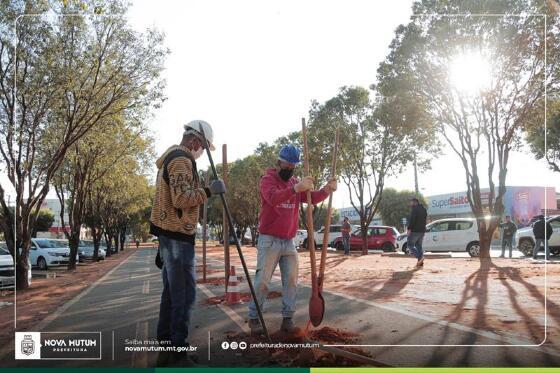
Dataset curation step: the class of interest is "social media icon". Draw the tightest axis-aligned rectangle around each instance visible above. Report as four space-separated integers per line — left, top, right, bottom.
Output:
230 341 238 350
239 341 247 350
221 341 229 350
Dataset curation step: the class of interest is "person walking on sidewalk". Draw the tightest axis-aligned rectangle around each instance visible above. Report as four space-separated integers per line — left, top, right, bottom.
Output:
499 215 517 258
341 216 351 255
407 197 427 267
150 120 225 366
532 215 553 260
248 144 337 335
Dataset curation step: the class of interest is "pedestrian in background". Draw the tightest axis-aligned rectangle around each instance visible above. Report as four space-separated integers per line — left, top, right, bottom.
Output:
407 197 427 267
499 215 517 258
341 216 351 255
532 215 553 261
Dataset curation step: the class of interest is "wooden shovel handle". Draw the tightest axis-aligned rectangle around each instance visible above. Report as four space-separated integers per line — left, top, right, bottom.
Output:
302 118 318 290
319 130 339 288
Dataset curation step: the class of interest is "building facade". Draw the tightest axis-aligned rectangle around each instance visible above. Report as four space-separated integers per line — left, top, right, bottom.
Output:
427 186 558 227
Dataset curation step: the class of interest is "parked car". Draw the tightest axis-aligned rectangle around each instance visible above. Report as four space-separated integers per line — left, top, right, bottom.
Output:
0 243 32 289
0 245 15 289
302 224 358 249
78 240 107 261
332 226 399 252
29 238 77 270
294 229 307 248
515 215 560 257
396 218 481 257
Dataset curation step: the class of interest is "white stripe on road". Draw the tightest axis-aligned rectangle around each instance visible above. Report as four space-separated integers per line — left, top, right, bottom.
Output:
198 283 250 334
131 321 149 367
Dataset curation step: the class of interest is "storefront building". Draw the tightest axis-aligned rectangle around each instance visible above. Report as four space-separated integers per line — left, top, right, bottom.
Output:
427 186 558 227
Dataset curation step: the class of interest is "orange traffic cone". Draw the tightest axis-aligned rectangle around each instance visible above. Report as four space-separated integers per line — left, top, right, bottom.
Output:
226 265 241 305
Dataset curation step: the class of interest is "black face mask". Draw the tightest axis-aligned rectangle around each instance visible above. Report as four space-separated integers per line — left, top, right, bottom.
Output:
278 168 294 181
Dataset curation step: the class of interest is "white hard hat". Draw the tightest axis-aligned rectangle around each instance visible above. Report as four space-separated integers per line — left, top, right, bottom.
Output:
184 120 216 150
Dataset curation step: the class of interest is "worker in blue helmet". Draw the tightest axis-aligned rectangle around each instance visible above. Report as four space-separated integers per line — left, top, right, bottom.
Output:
248 144 337 335
278 144 301 165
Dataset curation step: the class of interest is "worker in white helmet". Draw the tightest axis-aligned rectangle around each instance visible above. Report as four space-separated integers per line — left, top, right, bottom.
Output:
150 120 223 366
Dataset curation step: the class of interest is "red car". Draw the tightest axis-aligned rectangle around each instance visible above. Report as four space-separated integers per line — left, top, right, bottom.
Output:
333 226 399 252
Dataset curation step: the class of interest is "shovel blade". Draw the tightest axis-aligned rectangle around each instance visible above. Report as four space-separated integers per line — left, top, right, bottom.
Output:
309 293 325 327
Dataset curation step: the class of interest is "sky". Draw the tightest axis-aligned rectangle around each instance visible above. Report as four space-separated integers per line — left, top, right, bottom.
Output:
124 0 560 208
4 0 559 208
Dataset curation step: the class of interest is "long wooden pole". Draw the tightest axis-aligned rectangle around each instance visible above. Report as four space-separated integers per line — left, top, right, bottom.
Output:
199 127 270 341
222 144 230 289
318 130 339 291
302 119 318 291
202 173 208 283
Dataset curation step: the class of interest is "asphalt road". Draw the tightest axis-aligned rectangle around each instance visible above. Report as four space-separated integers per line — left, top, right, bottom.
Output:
2 247 560 367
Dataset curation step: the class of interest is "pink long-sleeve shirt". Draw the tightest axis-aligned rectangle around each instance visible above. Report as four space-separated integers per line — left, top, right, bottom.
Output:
258 168 329 240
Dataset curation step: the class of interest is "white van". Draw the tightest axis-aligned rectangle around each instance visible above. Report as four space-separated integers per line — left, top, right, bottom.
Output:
515 215 560 256
29 238 74 270
397 218 481 257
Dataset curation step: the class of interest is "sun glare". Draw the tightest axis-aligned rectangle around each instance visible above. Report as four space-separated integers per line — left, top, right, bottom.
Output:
449 51 492 95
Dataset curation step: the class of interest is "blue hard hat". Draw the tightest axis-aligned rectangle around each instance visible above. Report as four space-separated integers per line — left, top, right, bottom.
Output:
278 144 301 165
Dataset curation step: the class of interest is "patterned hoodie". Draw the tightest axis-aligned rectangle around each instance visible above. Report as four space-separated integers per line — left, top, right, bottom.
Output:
149 145 209 242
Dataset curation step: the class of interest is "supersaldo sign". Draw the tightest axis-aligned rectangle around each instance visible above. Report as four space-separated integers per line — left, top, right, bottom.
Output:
428 193 472 215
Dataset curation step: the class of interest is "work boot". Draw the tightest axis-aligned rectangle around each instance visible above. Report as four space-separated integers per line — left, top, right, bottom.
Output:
249 318 263 336
280 317 298 333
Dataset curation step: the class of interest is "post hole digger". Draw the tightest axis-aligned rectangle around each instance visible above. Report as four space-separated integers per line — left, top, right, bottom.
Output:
301 118 323 327
302 119 340 327
199 125 271 342
316 129 339 325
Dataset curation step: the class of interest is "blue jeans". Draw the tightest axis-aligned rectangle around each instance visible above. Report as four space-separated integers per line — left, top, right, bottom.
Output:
248 234 298 319
501 237 514 258
342 234 350 255
407 232 424 260
533 238 550 260
156 236 196 347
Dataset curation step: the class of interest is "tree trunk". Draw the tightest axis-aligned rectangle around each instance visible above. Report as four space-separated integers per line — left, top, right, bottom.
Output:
67 232 80 270
92 227 100 262
104 232 112 257
15 208 35 289
360 224 368 255
119 228 126 251
114 234 119 254
478 225 493 261
15 237 31 290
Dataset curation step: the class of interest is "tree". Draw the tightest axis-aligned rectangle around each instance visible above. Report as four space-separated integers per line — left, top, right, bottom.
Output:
378 189 426 232
0 0 167 287
53 117 154 269
375 0 559 260
308 86 434 254
33 209 55 237
227 156 263 246
525 98 560 173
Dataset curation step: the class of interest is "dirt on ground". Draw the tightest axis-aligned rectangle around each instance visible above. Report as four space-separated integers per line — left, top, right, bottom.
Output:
224 324 378 367
204 244 560 349
0 249 135 341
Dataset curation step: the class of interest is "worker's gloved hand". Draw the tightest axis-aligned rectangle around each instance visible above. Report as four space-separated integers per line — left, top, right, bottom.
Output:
294 176 314 193
208 179 227 195
323 178 337 193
